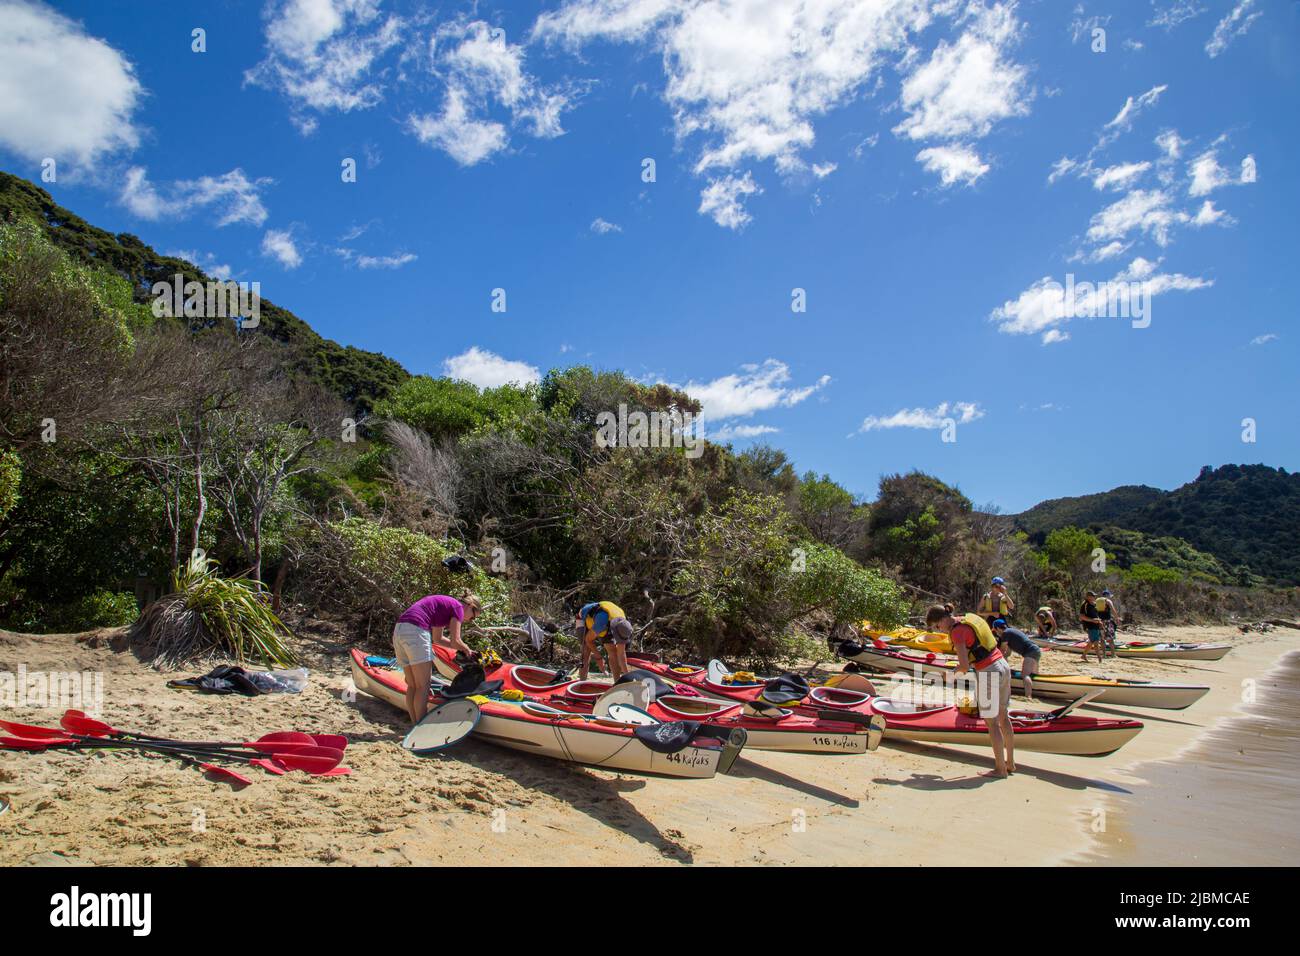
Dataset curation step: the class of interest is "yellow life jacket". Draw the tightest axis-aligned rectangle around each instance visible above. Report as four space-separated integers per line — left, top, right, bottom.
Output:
1095 597 1109 613
959 613 1000 663
583 601 625 637
978 592 1011 619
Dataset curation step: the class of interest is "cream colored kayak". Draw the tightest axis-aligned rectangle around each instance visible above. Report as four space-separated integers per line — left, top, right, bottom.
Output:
350 650 741 778
838 643 1210 710
1029 634 1232 661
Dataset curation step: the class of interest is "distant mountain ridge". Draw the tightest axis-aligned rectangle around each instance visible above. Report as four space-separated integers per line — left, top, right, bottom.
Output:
0 172 408 413
1014 464 1300 585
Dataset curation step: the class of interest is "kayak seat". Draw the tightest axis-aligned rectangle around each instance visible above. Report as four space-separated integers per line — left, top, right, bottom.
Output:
809 686 871 708
655 696 740 719
870 698 951 718
510 665 572 690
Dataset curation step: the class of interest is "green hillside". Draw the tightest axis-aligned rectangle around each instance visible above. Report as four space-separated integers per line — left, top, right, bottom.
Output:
1014 465 1299 585
0 172 408 413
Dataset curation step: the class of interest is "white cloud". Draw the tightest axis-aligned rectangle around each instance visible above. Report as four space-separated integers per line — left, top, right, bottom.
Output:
1206 0 1262 58
1069 12 1110 45
1149 1 1206 31
1249 333 1277 346
120 167 272 226
166 249 233 281
536 1 1031 218
245 0 402 119
709 423 780 441
698 172 762 230
1100 83 1167 147
442 347 540 388
590 217 622 234
990 256 1212 341
1071 239 1131 263
811 162 838 179
407 86 509 166
261 229 303 269
858 401 984 432
1092 161 1151 191
0 0 144 164
405 19 574 165
682 359 829 421
916 144 990 187
1190 199 1232 227
1189 148 1255 196
894 3 1031 145
335 247 417 269
1086 188 1179 246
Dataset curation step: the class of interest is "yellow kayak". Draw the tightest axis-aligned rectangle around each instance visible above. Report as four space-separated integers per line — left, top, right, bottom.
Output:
859 623 953 654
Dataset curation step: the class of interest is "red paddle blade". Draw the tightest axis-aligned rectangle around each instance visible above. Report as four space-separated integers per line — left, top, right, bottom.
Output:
269 746 345 774
199 764 254 786
0 718 69 739
1 735 74 750
250 758 288 775
255 732 315 745
309 734 348 751
60 712 117 737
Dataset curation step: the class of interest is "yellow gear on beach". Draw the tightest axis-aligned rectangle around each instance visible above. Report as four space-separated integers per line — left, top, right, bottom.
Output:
499 688 524 701
978 592 1012 619
867 625 953 654
467 695 489 704
584 601 626 637
727 671 757 684
480 649 503 669
959 613 999 653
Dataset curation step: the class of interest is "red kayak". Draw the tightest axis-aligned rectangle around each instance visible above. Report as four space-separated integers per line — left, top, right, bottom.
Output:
431 647 884 754
623 656 1144 757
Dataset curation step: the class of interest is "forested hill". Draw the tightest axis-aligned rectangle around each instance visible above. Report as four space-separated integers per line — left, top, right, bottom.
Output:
0 172 408 413
1015 465 1300 584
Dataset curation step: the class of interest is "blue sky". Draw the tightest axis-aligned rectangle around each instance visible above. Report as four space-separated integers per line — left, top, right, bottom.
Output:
1 0 1296 512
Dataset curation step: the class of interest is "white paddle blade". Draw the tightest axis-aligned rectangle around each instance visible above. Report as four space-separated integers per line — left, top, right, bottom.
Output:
403 699 481 754
606 703 659 726
593 681 651 718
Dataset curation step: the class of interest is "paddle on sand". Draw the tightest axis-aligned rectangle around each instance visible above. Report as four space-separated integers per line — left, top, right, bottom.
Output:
0 723 346 775
62 710 348 752
57 712 327 754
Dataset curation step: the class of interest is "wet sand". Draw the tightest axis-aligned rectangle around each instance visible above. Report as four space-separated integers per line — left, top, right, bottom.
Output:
1 623 1296 866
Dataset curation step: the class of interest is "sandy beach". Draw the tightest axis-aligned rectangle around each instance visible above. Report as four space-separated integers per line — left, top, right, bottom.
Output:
1 624 1296 867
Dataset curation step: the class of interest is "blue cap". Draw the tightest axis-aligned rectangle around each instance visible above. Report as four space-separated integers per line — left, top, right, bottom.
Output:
992 618 1007 628
1102 589 1112 596
991 576 1005 585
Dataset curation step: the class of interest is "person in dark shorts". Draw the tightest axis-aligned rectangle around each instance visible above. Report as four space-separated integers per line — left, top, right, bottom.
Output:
1096 589 1120 655
992 618 1042 700
577 600 634 680
1035 605 1057 639
1079 591 1104 663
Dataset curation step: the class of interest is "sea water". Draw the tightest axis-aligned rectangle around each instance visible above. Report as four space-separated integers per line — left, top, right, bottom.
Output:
1076 649 1300 865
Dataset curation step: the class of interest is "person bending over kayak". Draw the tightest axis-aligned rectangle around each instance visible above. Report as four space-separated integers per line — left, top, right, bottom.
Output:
1079 591 1105 663
577 601 634 680
978 577 1015 625
992 618 1042 701
1035 605 1057 639
392 593 482 724
925 605 1016 777
1096 589 1121 655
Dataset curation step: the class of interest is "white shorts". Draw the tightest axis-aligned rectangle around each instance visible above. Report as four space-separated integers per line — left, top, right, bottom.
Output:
975 659 1013 719
392 621 433 668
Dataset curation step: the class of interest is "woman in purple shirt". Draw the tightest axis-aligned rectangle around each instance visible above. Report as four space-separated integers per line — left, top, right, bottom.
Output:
392 593 481 723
